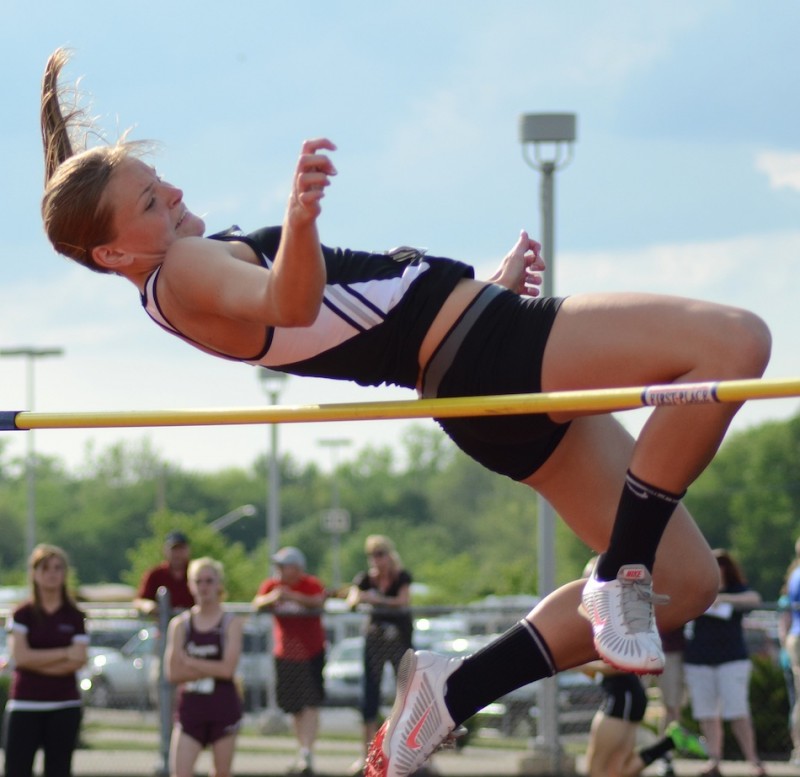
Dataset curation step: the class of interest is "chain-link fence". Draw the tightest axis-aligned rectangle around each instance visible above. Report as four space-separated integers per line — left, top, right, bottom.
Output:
0 599 790 758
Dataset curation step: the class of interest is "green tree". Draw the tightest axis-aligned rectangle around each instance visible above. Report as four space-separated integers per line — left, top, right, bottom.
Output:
688 415 800 599
124 509 261 602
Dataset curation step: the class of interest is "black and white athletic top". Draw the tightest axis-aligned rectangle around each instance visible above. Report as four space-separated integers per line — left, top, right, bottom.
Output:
141 226 473 389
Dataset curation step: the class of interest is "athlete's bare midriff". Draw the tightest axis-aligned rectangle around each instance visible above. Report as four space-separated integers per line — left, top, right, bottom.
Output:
416 277 492 392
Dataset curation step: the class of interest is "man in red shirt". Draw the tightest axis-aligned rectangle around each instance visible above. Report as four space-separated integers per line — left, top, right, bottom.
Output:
253 547 327 776
134 531 195 617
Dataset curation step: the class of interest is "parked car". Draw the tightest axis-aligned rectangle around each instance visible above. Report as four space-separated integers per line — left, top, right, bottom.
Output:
413 615 470 651
432 635 604 737
86 618 144 651
80 618 273 710
323 636 396 708
79 627 155 708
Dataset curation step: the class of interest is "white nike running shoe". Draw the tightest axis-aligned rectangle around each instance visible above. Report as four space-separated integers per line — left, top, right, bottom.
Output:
580 563 668 675
364 649 464 777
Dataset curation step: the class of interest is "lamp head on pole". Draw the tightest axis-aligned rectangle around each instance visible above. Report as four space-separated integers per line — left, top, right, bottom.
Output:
519 112 577 172
0 347 65 358
258 367 289 400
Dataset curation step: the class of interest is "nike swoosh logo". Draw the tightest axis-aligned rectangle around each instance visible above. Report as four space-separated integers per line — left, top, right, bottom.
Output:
406 707 432 750
627 483 650 499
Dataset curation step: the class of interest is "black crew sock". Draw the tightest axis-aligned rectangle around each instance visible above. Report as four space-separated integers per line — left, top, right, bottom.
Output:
443 620 556 726
638 736 675 766
594 470 685 581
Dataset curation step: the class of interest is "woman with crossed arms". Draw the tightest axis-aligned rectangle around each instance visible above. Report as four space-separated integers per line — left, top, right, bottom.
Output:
165 557 244 777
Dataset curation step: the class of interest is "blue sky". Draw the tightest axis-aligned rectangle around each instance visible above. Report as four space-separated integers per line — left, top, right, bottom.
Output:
1 1 799 475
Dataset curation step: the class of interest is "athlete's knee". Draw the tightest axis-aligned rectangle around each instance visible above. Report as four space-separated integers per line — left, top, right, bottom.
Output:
714 308 772 377
658 551 719 630
686 561 719 619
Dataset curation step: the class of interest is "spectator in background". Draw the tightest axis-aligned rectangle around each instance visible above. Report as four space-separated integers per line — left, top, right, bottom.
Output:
253 547 327 776
582 661 707 777
684 548 765 777
346 535 413 776
781 537 800 765
654 627 688 777
165 557 244 777
134 531 195 617
4 544 89 777
582 557 707 777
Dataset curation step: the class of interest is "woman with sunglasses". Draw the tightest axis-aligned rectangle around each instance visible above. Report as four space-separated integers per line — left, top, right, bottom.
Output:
347 536 414 774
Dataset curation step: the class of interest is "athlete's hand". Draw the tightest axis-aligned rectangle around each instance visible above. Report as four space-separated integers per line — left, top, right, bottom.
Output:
286 137 337 226
487 230 545 296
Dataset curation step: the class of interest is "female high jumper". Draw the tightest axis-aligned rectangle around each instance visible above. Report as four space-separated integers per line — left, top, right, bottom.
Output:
39 49 771 777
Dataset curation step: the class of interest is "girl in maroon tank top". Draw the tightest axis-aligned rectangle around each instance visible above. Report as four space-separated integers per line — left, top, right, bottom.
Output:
165 557 244 777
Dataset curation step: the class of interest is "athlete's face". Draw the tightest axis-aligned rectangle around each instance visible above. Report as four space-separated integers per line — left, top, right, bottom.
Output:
93 157 205 267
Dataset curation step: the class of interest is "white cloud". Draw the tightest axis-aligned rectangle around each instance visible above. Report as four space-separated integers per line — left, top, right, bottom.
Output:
557 232 798 298
755 151 800 193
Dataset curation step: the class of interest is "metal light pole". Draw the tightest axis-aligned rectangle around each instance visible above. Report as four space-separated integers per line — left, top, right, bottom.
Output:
258 368 289 569
0 347 65 557
318 437 352 589
519 112 576 774
256 368 289 734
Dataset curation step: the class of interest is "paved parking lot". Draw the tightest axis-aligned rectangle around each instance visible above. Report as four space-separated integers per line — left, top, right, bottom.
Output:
0 709 793 777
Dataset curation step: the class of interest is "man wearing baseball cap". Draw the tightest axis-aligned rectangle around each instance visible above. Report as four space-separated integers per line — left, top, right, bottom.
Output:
253 547 327 776
133 531 195 617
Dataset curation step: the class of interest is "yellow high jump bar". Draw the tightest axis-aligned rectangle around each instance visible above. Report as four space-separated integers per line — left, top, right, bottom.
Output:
1 377 799 432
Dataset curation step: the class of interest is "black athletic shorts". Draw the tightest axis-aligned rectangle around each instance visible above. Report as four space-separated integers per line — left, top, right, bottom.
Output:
275 651 326 714
421 284 570 481
599 674 648 722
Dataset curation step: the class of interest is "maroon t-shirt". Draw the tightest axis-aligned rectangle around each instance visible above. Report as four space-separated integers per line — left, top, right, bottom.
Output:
8 601 88 704
137 563 195 609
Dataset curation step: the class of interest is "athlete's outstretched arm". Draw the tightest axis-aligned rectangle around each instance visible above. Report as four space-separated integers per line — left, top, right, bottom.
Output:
162 138 338 329
271 137 338 325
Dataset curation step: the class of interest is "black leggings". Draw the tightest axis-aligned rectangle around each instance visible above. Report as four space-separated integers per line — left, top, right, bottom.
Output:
4 706 82 777
362 628 410 723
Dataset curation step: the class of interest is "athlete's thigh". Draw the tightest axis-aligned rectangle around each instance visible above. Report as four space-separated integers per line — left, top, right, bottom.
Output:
524 414 630 551
524 413 717 628
541 292 732 397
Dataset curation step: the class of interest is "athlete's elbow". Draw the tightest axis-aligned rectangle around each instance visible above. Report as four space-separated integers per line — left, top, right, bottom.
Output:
287 306 319 327
274 309 316 328
263 278 322 327
274 296 322 327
